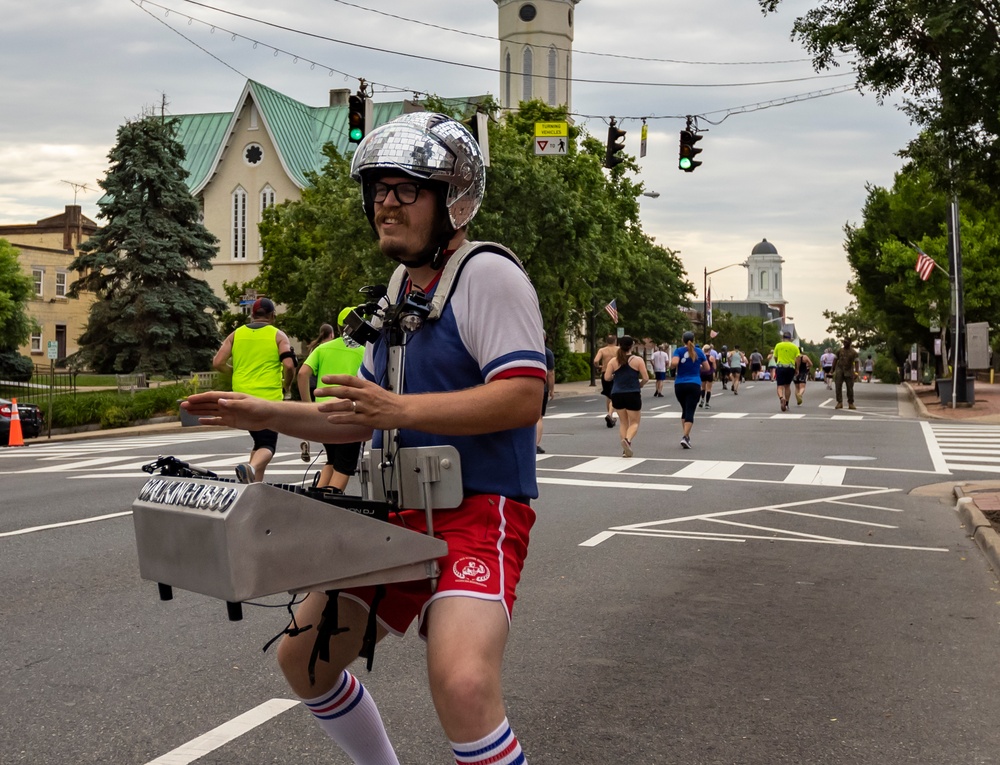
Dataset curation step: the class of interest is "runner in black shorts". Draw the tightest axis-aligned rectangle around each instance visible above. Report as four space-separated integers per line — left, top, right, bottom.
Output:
593 334 618 428
699 344 716 409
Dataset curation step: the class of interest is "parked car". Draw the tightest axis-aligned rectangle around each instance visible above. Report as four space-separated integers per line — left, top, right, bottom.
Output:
0 398 44 444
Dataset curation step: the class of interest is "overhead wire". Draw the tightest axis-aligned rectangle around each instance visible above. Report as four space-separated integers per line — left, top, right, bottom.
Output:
155 0 857 89
320 0 844 67
134 0 862 135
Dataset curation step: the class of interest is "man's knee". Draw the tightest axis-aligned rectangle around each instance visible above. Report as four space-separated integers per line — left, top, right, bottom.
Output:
430 658 503 730
276 594 370 695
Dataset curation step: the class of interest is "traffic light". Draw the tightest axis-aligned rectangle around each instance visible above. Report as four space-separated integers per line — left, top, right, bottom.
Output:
604 121 626 169
348 93 367 144
678 129 703 172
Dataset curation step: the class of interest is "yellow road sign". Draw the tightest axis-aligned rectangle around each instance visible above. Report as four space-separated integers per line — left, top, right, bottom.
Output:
535 121 569 137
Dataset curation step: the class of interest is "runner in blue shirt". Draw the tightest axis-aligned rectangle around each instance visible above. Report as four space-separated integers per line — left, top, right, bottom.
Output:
671 331 710 449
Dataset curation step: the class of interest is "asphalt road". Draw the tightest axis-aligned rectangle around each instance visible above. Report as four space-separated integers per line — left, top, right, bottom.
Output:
3 380 1000 764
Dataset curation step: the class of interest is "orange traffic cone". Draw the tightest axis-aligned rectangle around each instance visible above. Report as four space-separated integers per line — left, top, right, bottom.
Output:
7 397 25 447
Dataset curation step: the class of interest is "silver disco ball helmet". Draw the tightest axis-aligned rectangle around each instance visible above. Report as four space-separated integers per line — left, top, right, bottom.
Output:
350 112 486 230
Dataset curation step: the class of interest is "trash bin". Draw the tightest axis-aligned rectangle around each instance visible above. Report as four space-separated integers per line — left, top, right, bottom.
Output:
178 399 202 427
936 377 975 404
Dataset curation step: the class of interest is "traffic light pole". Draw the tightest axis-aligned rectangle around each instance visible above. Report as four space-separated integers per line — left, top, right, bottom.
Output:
949 193 967 407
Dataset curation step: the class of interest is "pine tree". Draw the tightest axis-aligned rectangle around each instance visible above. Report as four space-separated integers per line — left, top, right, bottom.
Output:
69 113 226 375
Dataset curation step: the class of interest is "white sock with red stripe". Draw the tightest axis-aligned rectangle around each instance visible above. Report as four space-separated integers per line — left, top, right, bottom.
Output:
301 670 399 765
451 717 526 765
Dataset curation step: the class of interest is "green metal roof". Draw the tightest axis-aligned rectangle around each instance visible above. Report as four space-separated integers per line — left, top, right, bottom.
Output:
171 80 484 195
172 112 231 191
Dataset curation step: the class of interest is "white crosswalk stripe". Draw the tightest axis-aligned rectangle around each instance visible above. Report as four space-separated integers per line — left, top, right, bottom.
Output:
4 446 928 490
0 431 239 459
926 422 1000 473
544 410 863 421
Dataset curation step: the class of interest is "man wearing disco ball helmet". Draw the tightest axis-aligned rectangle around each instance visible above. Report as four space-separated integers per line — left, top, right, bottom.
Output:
350 111 488 270
187 112 546 764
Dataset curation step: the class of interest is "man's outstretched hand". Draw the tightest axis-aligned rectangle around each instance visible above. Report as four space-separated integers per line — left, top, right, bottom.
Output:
182 391 278 432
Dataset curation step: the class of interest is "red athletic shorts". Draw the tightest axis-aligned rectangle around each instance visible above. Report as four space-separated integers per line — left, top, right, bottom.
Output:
341 494 535 638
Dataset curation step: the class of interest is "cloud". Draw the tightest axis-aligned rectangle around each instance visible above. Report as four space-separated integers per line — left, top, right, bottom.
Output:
0 0 919 341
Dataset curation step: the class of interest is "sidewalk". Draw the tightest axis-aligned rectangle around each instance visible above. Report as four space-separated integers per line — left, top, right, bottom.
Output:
885 381 1000 578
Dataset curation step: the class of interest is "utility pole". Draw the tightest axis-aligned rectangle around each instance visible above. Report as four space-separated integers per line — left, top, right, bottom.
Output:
948 191 968 405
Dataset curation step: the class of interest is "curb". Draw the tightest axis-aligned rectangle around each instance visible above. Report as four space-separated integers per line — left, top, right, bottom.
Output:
20 418 220 444
954 486 1000 576
903 382 941 420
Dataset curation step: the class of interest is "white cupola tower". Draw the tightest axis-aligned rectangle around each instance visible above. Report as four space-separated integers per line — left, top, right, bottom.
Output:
495 0 580 111
746 238 788 313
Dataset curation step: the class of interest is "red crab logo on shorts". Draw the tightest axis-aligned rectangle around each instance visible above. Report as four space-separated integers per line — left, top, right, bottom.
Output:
453 557 491 584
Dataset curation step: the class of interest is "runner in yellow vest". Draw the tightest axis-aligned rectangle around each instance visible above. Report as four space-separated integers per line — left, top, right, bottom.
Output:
213 298 295 482
297 307 365 491
772 329 801 412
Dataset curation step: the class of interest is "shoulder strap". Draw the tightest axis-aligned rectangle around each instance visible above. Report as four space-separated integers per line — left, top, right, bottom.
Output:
385 241 526 321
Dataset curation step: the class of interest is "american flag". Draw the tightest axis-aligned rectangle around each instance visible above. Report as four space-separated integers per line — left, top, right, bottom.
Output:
604 299 619 323
915 248 936 281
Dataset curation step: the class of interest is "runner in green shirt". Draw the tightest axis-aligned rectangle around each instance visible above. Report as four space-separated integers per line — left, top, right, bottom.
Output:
772 330 801 412
296 307 365 491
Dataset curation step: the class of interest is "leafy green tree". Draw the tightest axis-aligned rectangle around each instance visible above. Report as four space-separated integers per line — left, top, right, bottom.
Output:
0 239 37 380
251 144 390 342
822 302 880 349
711 312 779 356
0 239 35 350
69 114 226 375
254 98 694 365
759 0 1000 192
474 100 693 351
615 231 694 344
841 166 1000 371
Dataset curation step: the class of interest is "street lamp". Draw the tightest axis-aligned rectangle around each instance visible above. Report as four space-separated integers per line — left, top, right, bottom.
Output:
762 315 793 345
703 261 748 344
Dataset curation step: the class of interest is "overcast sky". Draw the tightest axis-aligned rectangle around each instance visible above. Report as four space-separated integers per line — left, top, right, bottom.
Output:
0 0 919 342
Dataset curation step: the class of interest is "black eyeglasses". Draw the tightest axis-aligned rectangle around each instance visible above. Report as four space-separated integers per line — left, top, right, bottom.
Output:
372 181 423 205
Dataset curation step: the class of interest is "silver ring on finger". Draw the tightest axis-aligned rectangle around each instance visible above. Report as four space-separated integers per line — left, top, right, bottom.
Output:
351 400 357 412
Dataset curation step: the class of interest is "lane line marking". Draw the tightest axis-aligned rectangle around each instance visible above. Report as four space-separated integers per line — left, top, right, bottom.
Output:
0 511 133 538
145 698 299 765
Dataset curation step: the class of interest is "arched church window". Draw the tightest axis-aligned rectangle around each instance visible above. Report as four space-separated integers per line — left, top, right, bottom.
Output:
232 186 247 260
522 47 533 101
505 50 512 106
548 47 557 105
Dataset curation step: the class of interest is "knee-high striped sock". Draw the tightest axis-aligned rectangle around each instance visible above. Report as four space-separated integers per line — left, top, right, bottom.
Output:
451 717 526 765
301 670 399 765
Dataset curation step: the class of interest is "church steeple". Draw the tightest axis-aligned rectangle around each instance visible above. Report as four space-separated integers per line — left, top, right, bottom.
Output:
495 1 580 111
746 238 787 312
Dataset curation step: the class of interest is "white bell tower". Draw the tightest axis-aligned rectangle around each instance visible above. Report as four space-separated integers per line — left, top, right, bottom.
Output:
495 0 580 111
746 238 788 315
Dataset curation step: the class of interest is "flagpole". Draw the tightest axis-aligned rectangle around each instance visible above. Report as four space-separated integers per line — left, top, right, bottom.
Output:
704 261 748 344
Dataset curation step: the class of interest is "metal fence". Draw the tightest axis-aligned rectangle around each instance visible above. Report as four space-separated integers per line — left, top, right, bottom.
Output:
0 364 78 401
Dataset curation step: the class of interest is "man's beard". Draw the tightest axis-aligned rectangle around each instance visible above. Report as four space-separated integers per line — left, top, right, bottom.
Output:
375 208 452 268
